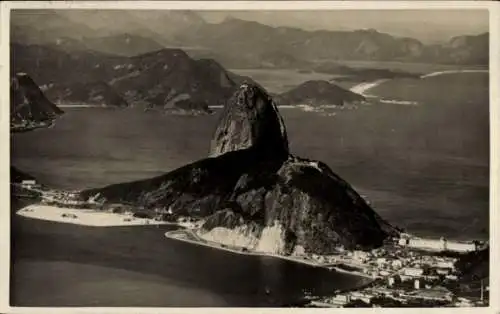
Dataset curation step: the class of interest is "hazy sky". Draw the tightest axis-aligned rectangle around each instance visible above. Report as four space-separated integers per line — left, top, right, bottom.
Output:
198 10 489 43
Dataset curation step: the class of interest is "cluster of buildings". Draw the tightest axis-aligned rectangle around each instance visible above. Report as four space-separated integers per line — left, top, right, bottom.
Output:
397 234 479 253
303 233 483 279
314 283 454 307
304 244 461 282
40 190 102 209
305 234 487 308
19 179 42 190
12 180 43 198
10 118 54 132
313 271 487 308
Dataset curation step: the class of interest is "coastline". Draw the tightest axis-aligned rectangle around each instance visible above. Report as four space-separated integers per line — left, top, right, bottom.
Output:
14 203 373 281
12 211 369 307
16 204 170 227
164 229 374 281
12 202 487 307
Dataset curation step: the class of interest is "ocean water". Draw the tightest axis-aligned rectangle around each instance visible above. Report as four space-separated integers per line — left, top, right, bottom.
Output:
11 72 489 241
10 72 489 306
11 216 369 307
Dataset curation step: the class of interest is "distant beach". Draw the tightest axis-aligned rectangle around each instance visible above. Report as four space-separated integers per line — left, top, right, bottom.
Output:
17 204 167 227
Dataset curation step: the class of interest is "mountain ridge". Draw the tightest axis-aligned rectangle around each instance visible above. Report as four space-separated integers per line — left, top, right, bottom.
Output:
11 10 489 66
11 43 252 113
177 17 488 65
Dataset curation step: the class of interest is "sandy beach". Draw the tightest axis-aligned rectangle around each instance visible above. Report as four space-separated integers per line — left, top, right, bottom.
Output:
16 204 168 227
349 79 390 96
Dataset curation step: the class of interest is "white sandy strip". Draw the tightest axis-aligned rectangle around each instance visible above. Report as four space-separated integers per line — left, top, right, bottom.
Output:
378 99 419 106
17 204 168 227
420 69 488 79
57 104 102 108
350 69 488 96
209 105 298 109
349 79 390 95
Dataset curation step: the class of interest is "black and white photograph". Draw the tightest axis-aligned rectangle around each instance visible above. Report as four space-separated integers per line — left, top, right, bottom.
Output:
3 1 497 310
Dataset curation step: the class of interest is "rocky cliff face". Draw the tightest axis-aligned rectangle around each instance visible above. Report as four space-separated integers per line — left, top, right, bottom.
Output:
210 83 288 159
10 72 64 125
81 83 397 254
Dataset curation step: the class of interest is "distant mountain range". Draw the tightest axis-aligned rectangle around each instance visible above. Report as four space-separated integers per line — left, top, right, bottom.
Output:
11 43 257 112
11 10 488 66
9 9 488 113
11 9 203 47
177 17 488 66
12 43 367 111
71 33 165 57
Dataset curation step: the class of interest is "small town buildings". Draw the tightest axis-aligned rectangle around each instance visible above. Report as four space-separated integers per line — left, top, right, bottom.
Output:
446 241 476 253
435 260 455 269
414 279 421 289
399 275 412 282
391 260 403 269
408 237 447 251
455 297 474 307
350 291 373 304
414 286 453 302
21 180 39 189
436 268 451 276
353 250 370 262
380 270 390 276
403 267 424 277
401 235 476 253
66 191 80 199
398 238 409 246
388 277 395 287
424 275 440 282
330 294 351 306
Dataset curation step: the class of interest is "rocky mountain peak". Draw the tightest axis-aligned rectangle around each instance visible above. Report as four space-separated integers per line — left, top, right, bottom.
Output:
82 83 396 254
11 72 64 124
209 83 289 159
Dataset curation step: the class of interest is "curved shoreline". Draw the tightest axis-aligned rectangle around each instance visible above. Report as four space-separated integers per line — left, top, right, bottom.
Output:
420 69 488 79
350 69 489 96
164 229 374 281
16 204 171 227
